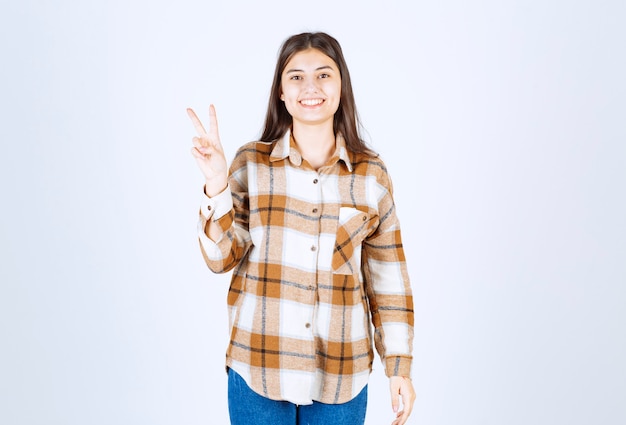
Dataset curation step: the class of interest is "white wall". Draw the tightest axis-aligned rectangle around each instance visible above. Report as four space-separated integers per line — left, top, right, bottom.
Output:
1 1 624 424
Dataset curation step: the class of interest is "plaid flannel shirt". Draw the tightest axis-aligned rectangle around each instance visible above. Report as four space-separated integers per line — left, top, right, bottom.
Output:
198 130 414 405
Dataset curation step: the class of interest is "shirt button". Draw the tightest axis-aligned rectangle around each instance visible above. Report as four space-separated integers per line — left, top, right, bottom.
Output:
305 323 311 328
313 178 318 184
362 215 367 221
207 205 212 211
312 208 318 214
310 245 317 252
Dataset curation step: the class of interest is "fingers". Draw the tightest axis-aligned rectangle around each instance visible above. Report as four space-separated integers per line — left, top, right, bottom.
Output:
389 376 415 425
187 105 219 137
396 408 410 425
191 144 215 158
192 136 209 150
187 107 210 138
391 409 408 425
391 411 408 425
208 104 220 138
192 138 218 157
190 146 206 160
188 106 223 151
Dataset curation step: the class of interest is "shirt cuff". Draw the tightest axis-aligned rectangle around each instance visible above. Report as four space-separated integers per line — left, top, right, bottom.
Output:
384 356 412 378
200 185 233 221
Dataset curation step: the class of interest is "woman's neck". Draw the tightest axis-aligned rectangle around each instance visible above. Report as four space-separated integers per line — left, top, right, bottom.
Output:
292 122 336 171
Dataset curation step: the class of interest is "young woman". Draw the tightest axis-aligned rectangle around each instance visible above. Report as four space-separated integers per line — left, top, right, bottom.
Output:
188 32 415 425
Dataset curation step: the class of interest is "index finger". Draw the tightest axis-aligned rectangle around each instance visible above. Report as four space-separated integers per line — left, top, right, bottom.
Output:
187 107 207 136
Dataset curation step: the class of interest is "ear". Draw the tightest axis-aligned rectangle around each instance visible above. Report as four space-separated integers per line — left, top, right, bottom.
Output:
280 93 285 101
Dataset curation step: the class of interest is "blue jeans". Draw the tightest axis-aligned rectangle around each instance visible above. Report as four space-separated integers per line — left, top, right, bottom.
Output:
227 368 368 425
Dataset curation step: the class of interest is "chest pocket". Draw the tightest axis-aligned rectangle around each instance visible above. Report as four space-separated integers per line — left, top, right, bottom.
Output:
332 207 371 275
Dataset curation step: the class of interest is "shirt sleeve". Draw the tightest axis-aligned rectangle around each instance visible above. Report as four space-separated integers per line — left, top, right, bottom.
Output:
197 148 252 273
361 168 414 378
199 185 233 222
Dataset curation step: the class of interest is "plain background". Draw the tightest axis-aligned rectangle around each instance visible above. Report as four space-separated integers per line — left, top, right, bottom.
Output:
1 0 625 424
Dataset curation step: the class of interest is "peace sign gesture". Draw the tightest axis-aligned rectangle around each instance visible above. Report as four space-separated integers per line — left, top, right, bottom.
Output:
188 105 228 197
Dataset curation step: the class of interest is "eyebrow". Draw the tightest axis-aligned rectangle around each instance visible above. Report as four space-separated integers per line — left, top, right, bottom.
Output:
285 65 335 74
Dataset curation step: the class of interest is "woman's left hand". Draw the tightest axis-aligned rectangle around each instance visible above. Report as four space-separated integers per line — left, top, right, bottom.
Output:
389 376 416 425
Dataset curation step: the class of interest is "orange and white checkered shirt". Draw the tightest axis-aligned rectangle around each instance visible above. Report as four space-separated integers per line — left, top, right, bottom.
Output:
198 130 414 405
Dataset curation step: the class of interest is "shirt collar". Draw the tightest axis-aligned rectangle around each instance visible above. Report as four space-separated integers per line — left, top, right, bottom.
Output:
269 129 353 172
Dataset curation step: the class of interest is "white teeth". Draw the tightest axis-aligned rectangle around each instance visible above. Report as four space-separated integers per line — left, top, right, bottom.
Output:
300 99 323 106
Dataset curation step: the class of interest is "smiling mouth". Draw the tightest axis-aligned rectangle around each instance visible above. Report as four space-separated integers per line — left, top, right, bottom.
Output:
300 99 324 106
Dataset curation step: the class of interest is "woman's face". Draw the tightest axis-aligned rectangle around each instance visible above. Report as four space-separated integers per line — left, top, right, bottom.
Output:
280 48 342 129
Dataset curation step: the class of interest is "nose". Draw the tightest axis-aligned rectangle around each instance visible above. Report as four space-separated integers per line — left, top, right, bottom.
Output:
304 78 319 92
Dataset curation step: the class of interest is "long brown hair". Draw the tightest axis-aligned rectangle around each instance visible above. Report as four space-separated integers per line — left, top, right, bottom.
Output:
260 32 374 155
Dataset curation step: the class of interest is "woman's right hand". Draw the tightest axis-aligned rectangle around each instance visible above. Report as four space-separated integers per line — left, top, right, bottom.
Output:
187 105 228 197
